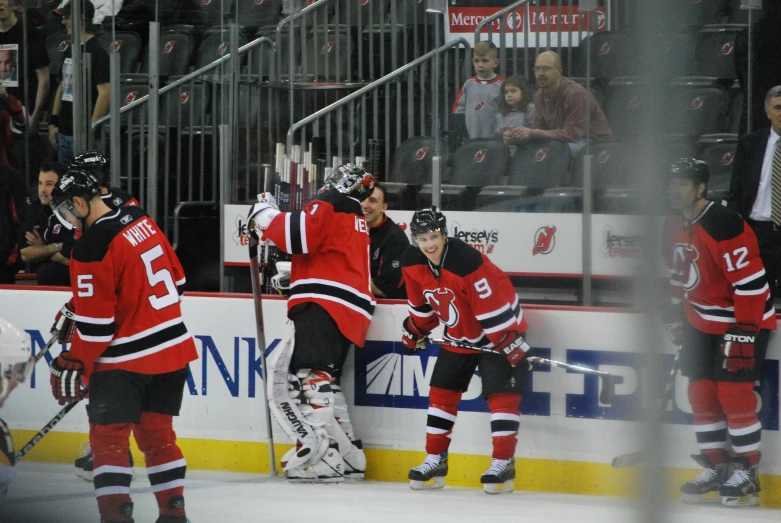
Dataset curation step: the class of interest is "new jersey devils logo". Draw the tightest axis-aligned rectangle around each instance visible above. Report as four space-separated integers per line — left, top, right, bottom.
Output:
672 243 700 291
109 40 122 52
690 96 705 110
320 42 335 54
533 225 556 255
599 41 612 55
180 91 190 104
597 150 611 164
163 41 176 54
413 147 428 161
473 149 488 163
58 41 68 52
534 148 549 162
124 91 138 105
217 42 229 55
475 102 485 111
720 42 734 55
423 288 460 328
720 151 735 167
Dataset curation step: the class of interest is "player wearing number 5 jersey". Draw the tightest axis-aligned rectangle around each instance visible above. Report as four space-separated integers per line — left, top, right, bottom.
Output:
400 207 529 494
48 170 197 523
664 158 775 507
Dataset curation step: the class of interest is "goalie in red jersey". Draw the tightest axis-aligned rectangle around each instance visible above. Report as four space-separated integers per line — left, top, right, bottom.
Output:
664 158 776 507
248 164 376 483
400 207 529 494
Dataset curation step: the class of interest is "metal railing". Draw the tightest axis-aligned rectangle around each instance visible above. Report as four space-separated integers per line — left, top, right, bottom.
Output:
280 37 471 208
474 0 614 79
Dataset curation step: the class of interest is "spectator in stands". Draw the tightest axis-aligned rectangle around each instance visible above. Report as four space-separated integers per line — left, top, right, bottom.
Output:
735 0 781 134
362 183 409 299
507 51 613 155
20 161 75 286
48 0 110 164
0 0 49 137
0 163 29 284
452 41 503 140
496 75 535 156
727 85 781 293
0 83 25 164
55 0 123 25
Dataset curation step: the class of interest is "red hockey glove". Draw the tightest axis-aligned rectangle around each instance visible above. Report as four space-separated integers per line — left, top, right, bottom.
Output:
495 332 530 367
721 324 759 373
50 352 85 405
51 300 77 344
402 317 429 353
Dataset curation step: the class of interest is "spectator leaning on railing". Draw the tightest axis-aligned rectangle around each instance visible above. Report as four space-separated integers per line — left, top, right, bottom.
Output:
506 51 613 155
19 161 76 286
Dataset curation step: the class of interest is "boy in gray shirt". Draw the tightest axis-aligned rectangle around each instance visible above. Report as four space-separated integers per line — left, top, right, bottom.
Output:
452 41 503 139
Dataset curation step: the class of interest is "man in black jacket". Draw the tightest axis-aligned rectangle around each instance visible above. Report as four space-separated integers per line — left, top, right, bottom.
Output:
728 85 781 293
362 183 409 299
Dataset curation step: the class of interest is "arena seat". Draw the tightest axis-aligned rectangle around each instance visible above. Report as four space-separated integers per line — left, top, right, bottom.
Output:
331 0 388 27
45 31 70 78
694 25 745 80
659 0 729 28
96 31 142 73
195 31 248 70
142 28 195 76
235 0 283 29
604 78 647 142
159 77 210 128
574 32 633 80
698 133 737 200
664 81 730 136
384 136 437 209
573 142 630 189
301 29 352 81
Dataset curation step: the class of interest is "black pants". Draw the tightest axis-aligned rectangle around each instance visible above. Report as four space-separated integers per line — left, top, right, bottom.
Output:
430 348 529 399
36 261 71 286
289 302 352 376
680 323 770 383
747 219 781 297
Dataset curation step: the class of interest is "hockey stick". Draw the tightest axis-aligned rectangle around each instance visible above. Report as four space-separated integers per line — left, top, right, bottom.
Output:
14 395 84 463
429 338 615 404
248 225 278 476
611 345 681 468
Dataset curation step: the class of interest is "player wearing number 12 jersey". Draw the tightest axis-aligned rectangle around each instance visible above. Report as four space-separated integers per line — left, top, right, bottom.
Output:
400 207 529 494
48 170 197 523
664 158 775 507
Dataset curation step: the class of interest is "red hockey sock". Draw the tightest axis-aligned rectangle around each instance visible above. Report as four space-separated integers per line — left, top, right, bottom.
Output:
425 387 461 455
717 381 762 466
91 423 134 522
688 380 726 464
487 393 521 460
133 412 187 518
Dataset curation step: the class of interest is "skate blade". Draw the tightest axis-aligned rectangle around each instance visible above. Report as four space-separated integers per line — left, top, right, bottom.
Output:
483 480 514 495
285 474 345 484
681 493 720 504
409 477 446 490
344 472 365 480
721 494 759 507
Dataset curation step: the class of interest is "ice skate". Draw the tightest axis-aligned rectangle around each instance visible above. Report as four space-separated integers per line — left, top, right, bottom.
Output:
481 458 515 494
408 452 448 490
720 457 760 507
342 440 366 480
680 454 726 504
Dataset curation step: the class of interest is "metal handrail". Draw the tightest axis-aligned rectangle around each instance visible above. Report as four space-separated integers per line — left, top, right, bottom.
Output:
286 38 471 156
474 0 531 42
91 36 275 129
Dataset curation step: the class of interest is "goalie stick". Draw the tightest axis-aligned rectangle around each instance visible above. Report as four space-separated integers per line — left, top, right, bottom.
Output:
429 337 616 405
248 224 279 476
611 345 681 468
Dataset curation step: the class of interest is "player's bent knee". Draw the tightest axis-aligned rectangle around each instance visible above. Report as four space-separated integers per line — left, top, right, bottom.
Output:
134 413 176 452
429 387 461 409
486 393 521 412
716 381 756 415
687 379 719 412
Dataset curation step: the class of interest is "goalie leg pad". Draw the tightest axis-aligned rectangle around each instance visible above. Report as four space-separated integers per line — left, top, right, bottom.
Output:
266 338 328 470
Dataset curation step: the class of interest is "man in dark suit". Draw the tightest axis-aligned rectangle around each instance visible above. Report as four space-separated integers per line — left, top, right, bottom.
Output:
728 85 781 293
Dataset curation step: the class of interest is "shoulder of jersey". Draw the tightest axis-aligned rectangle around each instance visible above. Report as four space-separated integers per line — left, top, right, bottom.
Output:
386 217 410 242
314 190 362 217
401 244 426 268
443 237 484 277
697 202 746 242
72 207 148 263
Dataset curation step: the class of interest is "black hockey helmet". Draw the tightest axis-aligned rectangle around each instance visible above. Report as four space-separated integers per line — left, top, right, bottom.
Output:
669 157 709 198
323 163 376 201
71 151 109 186
51 169 102 230
410 206 447 237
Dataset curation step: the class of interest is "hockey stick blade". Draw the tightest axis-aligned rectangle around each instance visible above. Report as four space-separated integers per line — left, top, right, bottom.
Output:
611 450 646 469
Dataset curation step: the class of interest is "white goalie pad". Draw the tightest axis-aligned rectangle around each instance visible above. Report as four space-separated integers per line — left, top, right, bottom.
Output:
266 338 328 471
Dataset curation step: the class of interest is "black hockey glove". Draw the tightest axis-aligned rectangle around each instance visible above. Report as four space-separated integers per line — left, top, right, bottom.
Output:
721 324 759 373
51 300 77 344
50 352 85 405
402 317 429 353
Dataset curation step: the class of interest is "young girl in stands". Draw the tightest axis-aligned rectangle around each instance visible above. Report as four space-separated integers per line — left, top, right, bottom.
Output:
495 75 535 156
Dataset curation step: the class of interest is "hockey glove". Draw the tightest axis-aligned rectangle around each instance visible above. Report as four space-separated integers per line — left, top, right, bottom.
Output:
402 317 429 353
248 192 281 233
495 332 530 367
50 352 85 405
721 324 759 373
51 300 77 344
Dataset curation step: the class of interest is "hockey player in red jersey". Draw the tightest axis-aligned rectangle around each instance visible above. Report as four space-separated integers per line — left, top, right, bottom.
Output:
664 158 775 506
48 170 197 523
400 207 529 494
248 164 376 483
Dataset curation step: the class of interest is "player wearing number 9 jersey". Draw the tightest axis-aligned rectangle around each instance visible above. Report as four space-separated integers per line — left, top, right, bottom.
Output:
664 158 775 507
400 207 529 494
48 169 197 523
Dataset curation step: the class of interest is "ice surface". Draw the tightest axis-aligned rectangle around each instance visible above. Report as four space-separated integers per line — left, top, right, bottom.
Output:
1 463 778 522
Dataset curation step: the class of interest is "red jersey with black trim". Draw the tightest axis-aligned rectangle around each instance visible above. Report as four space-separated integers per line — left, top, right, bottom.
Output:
67 206 198 380
402 237 528 354
664 201 776 334
262 189 374 347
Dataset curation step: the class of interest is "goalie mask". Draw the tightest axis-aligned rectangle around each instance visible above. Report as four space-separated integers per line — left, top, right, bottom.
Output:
0 319 32 407
50 169 102 231
323 164 376 202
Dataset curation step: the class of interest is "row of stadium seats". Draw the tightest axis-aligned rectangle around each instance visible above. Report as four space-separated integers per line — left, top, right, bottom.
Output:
384 136 738 212
633 0 754 29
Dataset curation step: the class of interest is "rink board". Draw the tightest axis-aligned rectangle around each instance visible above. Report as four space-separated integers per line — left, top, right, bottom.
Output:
3 288 781 503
